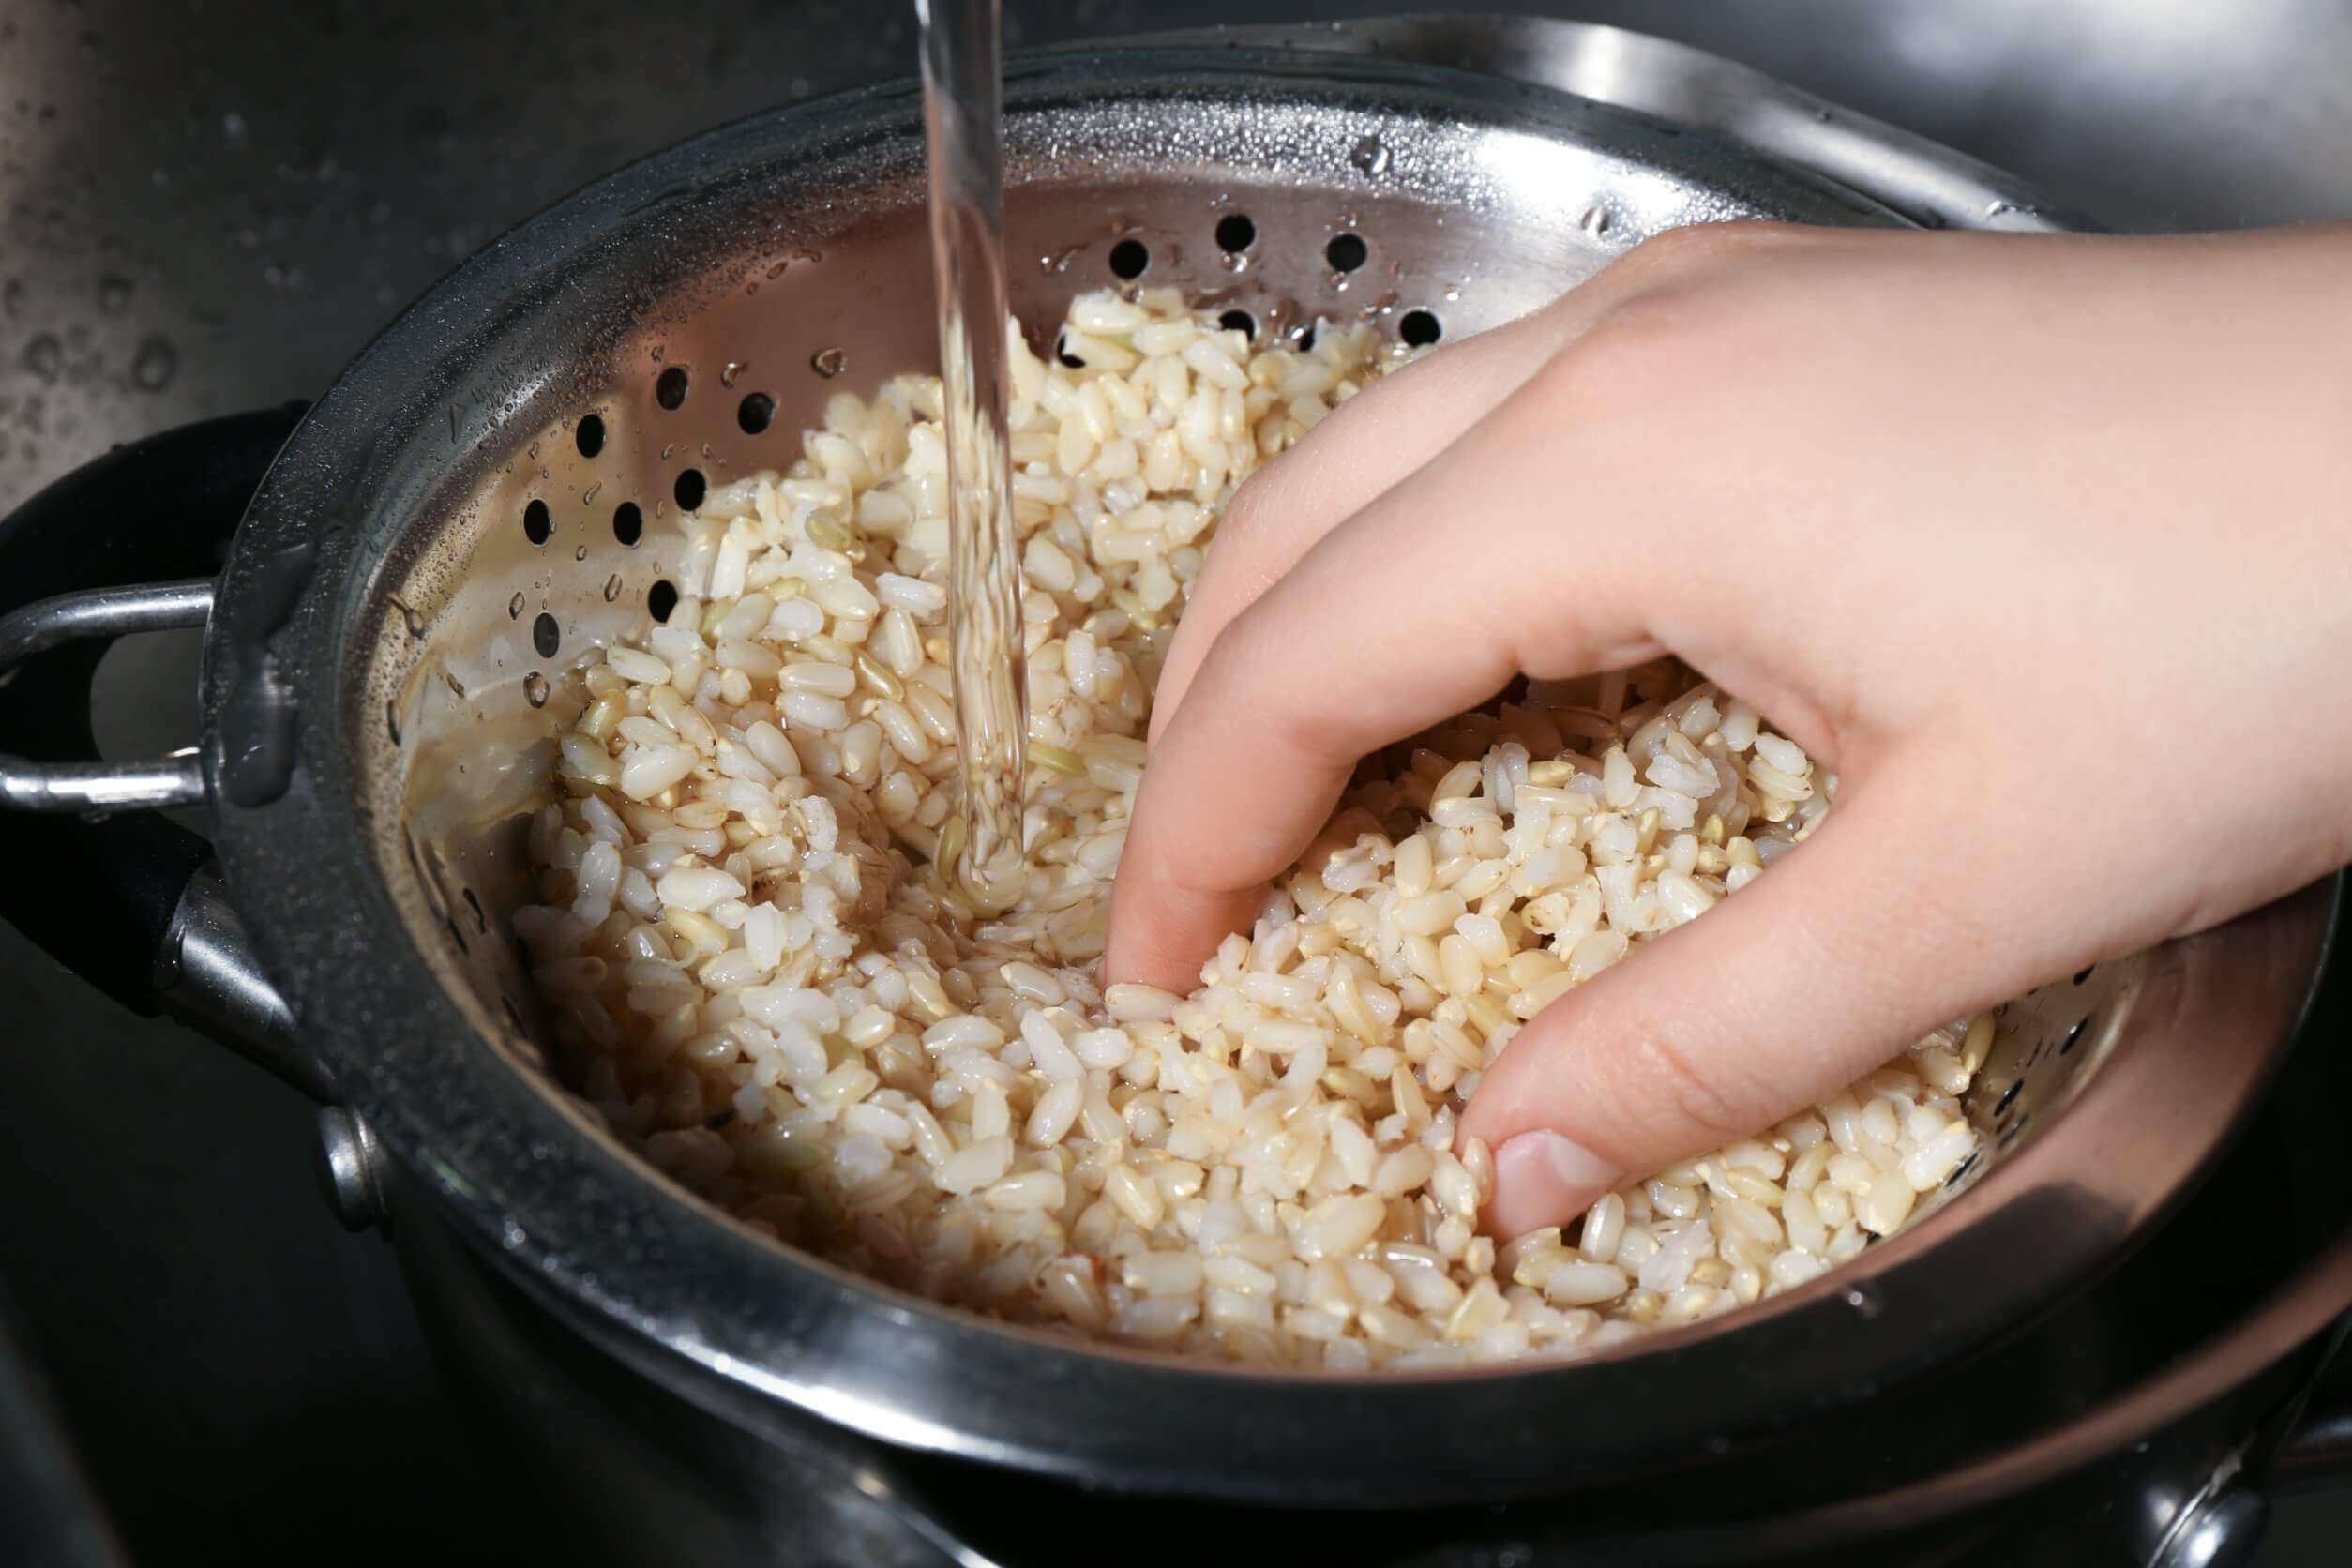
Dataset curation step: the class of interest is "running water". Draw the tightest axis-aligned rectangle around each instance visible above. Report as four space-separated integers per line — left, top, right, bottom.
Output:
918 0 1028 911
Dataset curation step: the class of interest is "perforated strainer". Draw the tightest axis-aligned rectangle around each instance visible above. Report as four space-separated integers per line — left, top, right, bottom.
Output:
0 15 2337 1551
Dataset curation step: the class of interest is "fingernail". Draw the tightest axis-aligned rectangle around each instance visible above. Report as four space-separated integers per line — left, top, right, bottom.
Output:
1490 1131 1621 1238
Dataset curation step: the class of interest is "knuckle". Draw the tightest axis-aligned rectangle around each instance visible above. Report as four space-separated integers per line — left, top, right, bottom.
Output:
1602 1007 1759 1157
1532 296 1710 412
1622 217 1804 277
1214 467 1276 550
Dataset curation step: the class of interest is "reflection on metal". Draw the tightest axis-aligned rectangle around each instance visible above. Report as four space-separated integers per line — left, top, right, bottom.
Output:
314 1107 390 1233
153 866 326 1104
0 579 216 812
1113 17 2092 232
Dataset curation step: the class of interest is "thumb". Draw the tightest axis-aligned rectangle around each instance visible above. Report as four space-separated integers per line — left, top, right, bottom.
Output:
1459 768 2006 1238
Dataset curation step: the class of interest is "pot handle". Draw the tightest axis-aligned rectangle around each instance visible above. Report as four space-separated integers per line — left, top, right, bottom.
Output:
0 404 324 1099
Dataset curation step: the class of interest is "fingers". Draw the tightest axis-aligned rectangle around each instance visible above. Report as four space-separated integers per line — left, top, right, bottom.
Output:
1106 376 1669 990
1460 769 2018 1238
1147 281 1639 747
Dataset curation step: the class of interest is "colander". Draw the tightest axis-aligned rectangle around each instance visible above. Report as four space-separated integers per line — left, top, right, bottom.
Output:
0 17 2341 1565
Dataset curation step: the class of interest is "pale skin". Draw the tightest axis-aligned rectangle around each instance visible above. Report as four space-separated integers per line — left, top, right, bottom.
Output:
1103 220 2352 1240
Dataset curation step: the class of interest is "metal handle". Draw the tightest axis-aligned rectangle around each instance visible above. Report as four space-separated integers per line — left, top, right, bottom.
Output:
0 579 216 813
0 405 308 1073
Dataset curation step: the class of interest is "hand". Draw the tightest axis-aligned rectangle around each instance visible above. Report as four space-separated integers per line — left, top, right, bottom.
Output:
1105 220 2352 1237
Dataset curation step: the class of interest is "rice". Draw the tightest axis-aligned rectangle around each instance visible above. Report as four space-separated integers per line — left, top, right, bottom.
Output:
518 288 1990 1369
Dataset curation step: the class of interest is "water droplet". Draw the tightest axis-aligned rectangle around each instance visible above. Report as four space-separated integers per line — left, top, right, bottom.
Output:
21 333 61 383
96 274 131 313
649 344 664 362
583 481 602 505
810 345 848 379
659 441 675 460
128 334 176 391
765 259 789 279
1218 250 1249 274
1349 134 1391 176
603 573 623 602
1579 206 1612 239
444 670 466 699
385 700 401 745
574 545 587 562
1842 1282 1884 1319
507 591 525 620
391 596 425 637
523 671 550 708
720 360 746 388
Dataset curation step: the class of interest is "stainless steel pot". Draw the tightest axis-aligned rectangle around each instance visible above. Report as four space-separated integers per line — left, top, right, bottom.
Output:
0 18 2343 1564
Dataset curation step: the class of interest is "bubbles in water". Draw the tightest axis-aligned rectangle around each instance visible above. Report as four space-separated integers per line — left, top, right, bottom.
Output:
523 671 550 708
129 334 176 391
1842 1282 1884 1319
1349 134 1392 177
222 111 246 143
1579 206 1613 239
21 333 62 384
96 274 132 313
507 591 525 620
810 345 848 379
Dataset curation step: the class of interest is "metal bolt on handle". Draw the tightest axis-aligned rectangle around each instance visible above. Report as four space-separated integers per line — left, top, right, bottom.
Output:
0 578 217 813
315 1108 390 1232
